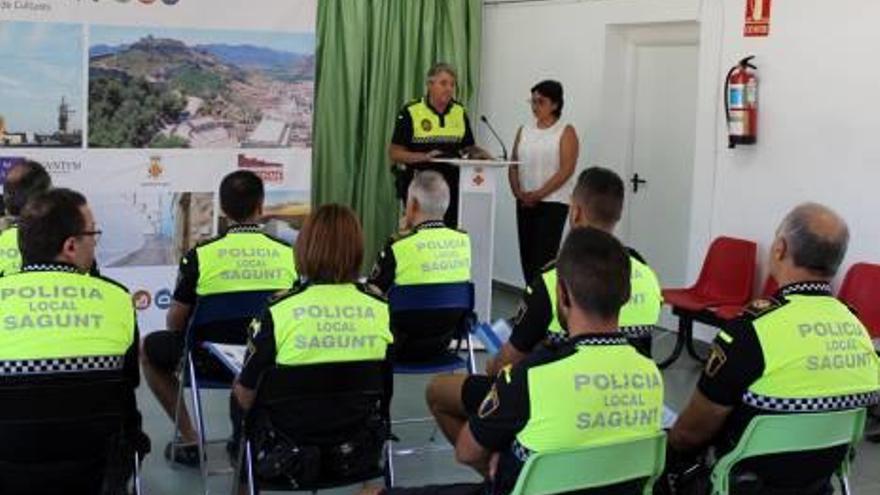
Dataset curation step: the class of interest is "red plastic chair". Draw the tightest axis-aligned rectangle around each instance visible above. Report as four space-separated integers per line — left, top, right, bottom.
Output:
710 276 778 321
838 263 880 340
658 236 757 368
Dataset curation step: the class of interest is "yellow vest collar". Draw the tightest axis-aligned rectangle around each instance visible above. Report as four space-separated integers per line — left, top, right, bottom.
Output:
777 281 833 297
21 262 79 274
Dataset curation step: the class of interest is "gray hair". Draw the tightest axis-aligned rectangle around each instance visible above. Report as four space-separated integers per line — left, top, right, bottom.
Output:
427 62 457 82
778 202 849 277
408 170 450 218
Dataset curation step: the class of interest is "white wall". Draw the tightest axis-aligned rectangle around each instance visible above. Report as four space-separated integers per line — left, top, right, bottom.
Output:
482 0 880 295
479 0 700 287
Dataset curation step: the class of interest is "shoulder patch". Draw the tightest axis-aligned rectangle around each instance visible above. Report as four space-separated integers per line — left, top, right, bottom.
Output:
477 384 500 419
742 296 786 319
626 247 648 265
356 282 388 303
267 280 307 306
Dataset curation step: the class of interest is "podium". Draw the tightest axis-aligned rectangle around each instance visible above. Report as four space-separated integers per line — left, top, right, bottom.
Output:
434 158 517 322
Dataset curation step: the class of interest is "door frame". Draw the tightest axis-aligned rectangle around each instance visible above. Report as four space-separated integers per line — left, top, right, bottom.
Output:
597 21 700 269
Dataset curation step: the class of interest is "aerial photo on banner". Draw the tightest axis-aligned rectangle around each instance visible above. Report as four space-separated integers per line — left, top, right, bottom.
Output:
0 21 84 148
88 25 315 149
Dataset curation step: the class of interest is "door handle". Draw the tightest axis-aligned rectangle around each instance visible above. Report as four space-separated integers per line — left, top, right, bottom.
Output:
630 173 647 193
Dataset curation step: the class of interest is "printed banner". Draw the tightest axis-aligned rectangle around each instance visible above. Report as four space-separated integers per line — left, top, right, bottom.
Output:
0 0 316 331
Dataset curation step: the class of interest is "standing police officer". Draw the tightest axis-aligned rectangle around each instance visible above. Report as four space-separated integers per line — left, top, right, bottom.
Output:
0 159 51 276
389 62 491 227
427 167 663 446
142 170 297 465
0 188 148 491
668 203 880 494
366 228 664 495
369 170 472 360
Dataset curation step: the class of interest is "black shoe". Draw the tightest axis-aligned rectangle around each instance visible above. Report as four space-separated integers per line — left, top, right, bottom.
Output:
164 441 202 467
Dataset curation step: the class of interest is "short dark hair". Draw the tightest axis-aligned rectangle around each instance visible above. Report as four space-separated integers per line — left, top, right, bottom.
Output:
19 188 87 265
557 227 631 319
531 80 564 118
296 204 364 283
573 167 625 226
219 170 264 222
4 160 51 216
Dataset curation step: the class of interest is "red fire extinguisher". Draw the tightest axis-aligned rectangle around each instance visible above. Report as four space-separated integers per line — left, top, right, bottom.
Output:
725 56 758 148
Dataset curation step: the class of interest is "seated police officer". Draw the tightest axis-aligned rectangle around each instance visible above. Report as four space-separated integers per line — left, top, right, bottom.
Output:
367 227 664 495
233 204 393 482
142 170 296 465
0 159 51 276
427 167 662 446
368 170 472 362
667 203 880 494
0 188 148 493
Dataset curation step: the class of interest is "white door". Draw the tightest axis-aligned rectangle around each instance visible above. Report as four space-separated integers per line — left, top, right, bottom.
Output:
625 44 699 288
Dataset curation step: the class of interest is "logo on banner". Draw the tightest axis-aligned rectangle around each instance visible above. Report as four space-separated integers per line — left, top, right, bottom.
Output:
238 154 284 184
0 157 26 185
132 290 152 311
148 155 164 180
155 288 172 310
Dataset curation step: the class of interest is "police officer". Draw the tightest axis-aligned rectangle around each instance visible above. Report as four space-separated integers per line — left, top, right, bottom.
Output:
233 204 392 447
0 159 51 276
142 170 297 465
389 62 491 227
369 170 472 360
427 167 662 446
668 203 880 494
366 228 664 495
0 188 148 492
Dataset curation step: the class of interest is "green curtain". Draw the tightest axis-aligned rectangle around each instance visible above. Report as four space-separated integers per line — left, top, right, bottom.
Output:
312 0 482 272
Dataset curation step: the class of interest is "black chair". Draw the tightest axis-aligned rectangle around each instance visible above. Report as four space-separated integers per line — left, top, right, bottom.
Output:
0 375 142 495
171 290 275 488
233 361 389 495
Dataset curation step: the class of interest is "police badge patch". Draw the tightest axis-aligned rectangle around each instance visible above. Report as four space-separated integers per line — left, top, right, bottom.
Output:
478 385 500 418
421 119 432 132
704 344 728 377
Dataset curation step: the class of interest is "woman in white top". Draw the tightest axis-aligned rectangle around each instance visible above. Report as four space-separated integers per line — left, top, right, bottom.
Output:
509 80 579 284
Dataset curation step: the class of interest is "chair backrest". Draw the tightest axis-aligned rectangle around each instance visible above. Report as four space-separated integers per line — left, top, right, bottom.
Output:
187 290 276 344
387 282 475 313
693 237 757 304
252 361 385 444
510 432 667 495
710 409 866 495
838 262 880 338
760 276 778 297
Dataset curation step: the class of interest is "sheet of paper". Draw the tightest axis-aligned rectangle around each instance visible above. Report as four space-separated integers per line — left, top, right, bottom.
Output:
202 342 247 375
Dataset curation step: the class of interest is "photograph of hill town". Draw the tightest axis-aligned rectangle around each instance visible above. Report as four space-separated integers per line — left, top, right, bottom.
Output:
0 22 83 148
89 26 315 149
218 188 310 245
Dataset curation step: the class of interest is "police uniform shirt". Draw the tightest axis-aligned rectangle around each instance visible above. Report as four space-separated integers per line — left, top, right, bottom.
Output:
469 333 663 495
509 248 657 354
391 97 476 159
368 220 471 294
0 263 145 454
238 281 392 390
697 281 880 487
172 223 295 305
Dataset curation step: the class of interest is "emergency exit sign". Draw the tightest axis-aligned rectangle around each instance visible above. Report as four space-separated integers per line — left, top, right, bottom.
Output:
744 0 772 37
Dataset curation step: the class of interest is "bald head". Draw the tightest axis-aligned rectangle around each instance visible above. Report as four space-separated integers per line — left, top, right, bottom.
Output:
776 203 849 278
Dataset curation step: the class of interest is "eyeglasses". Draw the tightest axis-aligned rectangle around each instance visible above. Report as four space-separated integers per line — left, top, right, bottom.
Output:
527 97 550 107
76 230 103 241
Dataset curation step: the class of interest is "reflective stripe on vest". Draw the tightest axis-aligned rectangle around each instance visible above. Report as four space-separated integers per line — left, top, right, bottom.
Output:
746 295 880 409
544 256 662 334
408 100 468 144
391 228 471 286
0 271 133 361
0 226 21 276
272 284 393 366
195 232 296 296
516 340 664 452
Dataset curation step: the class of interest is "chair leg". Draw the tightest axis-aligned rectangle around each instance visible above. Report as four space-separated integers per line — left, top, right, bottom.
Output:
245 440 257 495
133 451 142 495
658 316 690 369
684 321 708 364
465 333 477 375
172 361 187 453
838 472 851 495
187 353 210 494
384 439 395 488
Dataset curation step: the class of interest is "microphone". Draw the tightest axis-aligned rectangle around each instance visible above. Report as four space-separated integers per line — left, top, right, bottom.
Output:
480 115 508 161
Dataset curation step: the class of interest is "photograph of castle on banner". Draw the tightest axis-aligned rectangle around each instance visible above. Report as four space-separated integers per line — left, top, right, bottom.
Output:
94 191 215 268
88 25 315 149
0 21 84 148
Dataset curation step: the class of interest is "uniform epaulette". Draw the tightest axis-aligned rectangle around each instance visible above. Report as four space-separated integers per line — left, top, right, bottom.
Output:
192 234 224 250
267 280 307 305
742 296 786 319
356 282 388 303
404 98 423 109
259 232 293 249
540 259 557 273
92 273 130 294
391 229 416 243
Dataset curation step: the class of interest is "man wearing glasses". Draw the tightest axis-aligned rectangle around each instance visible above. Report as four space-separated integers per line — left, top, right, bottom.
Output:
0 188 148 492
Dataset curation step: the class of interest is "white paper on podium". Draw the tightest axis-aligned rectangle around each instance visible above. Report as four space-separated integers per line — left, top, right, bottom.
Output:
202 342 247 375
